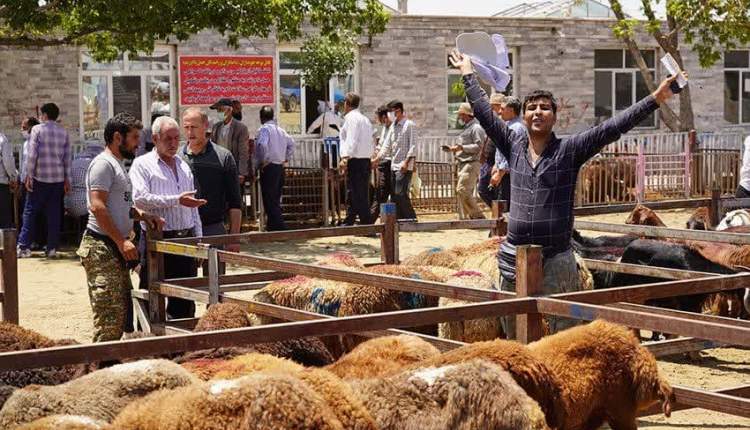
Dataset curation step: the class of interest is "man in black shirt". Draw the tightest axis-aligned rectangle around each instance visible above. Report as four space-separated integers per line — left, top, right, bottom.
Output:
180 108 242 253
450 49 685 337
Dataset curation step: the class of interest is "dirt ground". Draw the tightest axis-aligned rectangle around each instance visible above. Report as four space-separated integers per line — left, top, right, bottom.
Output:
15 207 750 429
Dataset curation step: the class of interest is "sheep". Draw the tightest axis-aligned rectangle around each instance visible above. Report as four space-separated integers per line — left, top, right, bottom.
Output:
438 271 505 342
401 247 462 269
349 359 550 430
15 415 112 430
0 385 16 409
181 352 376 430
326 335 441 380
317 252 366 269
419 338 566 430
0 322 91 388
528 319 675 430
111 373 345 430
0 359 196 428
174 302 334 366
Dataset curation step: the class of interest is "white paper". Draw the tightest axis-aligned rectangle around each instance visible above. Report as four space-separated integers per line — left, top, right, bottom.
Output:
660 53 688 88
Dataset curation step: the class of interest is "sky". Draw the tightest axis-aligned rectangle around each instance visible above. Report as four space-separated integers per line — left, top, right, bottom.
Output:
379 0 665 19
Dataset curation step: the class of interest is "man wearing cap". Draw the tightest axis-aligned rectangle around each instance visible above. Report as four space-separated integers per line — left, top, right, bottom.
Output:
450 102 485 219
210 98 250 185
478 93 506 207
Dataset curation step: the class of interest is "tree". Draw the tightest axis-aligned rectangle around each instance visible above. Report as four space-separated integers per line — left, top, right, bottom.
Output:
608 0 750 131
0 0 389 82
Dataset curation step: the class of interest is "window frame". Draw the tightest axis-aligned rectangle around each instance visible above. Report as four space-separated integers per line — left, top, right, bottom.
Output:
276 46 359 136
78 45 177 141
724 50 750 125
593 49 658 129
446 48 517 133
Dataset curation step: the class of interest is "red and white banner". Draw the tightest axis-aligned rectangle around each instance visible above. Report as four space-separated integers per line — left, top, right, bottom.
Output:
179 55 274 106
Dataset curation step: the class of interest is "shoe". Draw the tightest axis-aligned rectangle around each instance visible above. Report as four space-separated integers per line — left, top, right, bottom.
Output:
45 248 57 259
17 247 31 258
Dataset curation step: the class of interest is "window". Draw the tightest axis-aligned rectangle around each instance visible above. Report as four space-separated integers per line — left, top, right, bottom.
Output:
79 47 176 140
594 49 657 128
724 50 750 124
447 52 514 130
277 49 356 135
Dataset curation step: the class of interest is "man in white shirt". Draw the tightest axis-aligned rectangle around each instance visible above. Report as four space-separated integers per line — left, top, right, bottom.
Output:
737 135 750 198
338 92 374 225
0 131 17 228
129 116 206 319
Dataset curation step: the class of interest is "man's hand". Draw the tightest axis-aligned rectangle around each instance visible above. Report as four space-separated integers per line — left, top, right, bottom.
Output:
24 176 33 192
338 158 348 175
179 191 207 208
400 164 409 174
238 175 245 185
9 180 17 193
449 49 474 76
450 144 463 153
140 212 165 231
490 170 504 187
226 243 240 253
653 72 688 105
117 238 139 262
63 179 70 194
370 157 380 170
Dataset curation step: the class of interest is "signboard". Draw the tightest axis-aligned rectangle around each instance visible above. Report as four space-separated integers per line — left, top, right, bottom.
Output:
179 55 274 106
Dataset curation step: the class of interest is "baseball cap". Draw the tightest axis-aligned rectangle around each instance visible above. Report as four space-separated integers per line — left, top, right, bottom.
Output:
209 98 233 110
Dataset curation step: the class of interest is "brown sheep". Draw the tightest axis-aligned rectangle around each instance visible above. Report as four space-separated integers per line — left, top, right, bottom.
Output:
350 359 549 430
192 302 255 332
528 320 675 430
0 360 196 428
625 204 666 227
418 339 566 430
326 335 441 380
437 271 505 342
181 353 377 430
112 373 344 430
0 322 91 388
16 415 112 430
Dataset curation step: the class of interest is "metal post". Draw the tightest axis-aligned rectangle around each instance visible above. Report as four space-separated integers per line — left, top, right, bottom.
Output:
322 168 330 226
147 227 166 325
515 245 544 343
685 131 695 198
1 229 18 324
709 186 721 228
207 247 219 305
380 202 398 264
636 139 646 203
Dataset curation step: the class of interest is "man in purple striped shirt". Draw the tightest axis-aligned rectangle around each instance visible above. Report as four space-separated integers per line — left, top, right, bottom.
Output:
130 116 206 319
18 103 71 258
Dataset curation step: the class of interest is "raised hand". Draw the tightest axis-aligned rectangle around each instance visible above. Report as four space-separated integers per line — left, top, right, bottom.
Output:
653 71 688 105
449 49 474 75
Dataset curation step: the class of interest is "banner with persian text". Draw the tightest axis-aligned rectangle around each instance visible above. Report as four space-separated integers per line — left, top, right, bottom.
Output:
178 55 274 106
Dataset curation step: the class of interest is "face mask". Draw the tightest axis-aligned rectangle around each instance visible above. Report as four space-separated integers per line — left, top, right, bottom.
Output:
21 131 29 139
387 112 396 122
457 118 465 127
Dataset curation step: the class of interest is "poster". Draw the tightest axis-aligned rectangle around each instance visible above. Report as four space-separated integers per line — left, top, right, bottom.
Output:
179 55 274 106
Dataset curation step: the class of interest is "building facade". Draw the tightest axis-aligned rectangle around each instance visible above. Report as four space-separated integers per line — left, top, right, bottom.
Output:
0 14 748 146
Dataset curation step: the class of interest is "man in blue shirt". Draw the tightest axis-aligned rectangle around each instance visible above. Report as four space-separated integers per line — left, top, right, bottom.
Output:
254 106 295 231
451 48 684 337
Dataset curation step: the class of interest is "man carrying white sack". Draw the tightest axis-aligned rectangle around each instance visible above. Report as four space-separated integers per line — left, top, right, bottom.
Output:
450 48 686 339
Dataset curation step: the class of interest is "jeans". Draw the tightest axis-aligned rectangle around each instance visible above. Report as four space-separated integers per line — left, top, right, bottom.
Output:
370 160 392 220
260 163 286 231
391 170 417 220
18 180 64 250
343 158 372 225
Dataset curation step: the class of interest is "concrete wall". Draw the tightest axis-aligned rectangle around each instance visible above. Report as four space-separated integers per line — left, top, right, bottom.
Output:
0 15 747 144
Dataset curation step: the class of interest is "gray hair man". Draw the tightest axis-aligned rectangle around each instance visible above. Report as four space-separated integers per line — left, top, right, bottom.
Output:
130 115 206 319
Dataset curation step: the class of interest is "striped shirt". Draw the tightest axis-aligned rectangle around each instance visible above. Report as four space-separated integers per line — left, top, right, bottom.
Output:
64 144 103 217
382 117 417 171
0 133 17 185
463 73 659 280
129 150 202 236
25 121 71 183
339 109 374 159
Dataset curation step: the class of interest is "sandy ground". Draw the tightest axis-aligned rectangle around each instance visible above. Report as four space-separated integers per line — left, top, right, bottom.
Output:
14 207 750 429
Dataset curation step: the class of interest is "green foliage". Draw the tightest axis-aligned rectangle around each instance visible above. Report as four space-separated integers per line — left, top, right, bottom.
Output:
451 80 466 99
0 0 390 77
299 33 356 90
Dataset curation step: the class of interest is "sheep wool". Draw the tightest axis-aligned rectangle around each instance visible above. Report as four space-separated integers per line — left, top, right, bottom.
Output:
317 252 365 269
350 359 549 430
401 247 462 269
111 374 344 430
438 271 504 342
528 319 675 430
0 323 90 388
15 415 112 430
0 359 197 428
193 302 253 332
182 353 304 381
327 335 441 380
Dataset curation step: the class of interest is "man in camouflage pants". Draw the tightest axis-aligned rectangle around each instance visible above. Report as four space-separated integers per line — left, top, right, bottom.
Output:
77 112 163 342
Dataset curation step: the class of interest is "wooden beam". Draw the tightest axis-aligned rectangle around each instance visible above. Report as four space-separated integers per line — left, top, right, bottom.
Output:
671 385 750 418
582 258 714 280
147 229 166 324
574 220 750 244
551 273 750 305
639 385 750 416
515 245 544 343
720 197 750 213
165 225 383 245
643 337 726 357
217 251 513 302
150 240 209 259
0 297 537 370
535 298 750 346
206 247 219 305
398 219 498 232
132 297 151 334
573 198 710 216
1 229 18 324
380 203 398 264
611 303 750 329
167 271 290 288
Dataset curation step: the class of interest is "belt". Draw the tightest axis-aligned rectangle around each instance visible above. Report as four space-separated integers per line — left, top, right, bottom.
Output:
84 229 138 269
163 228 195 239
